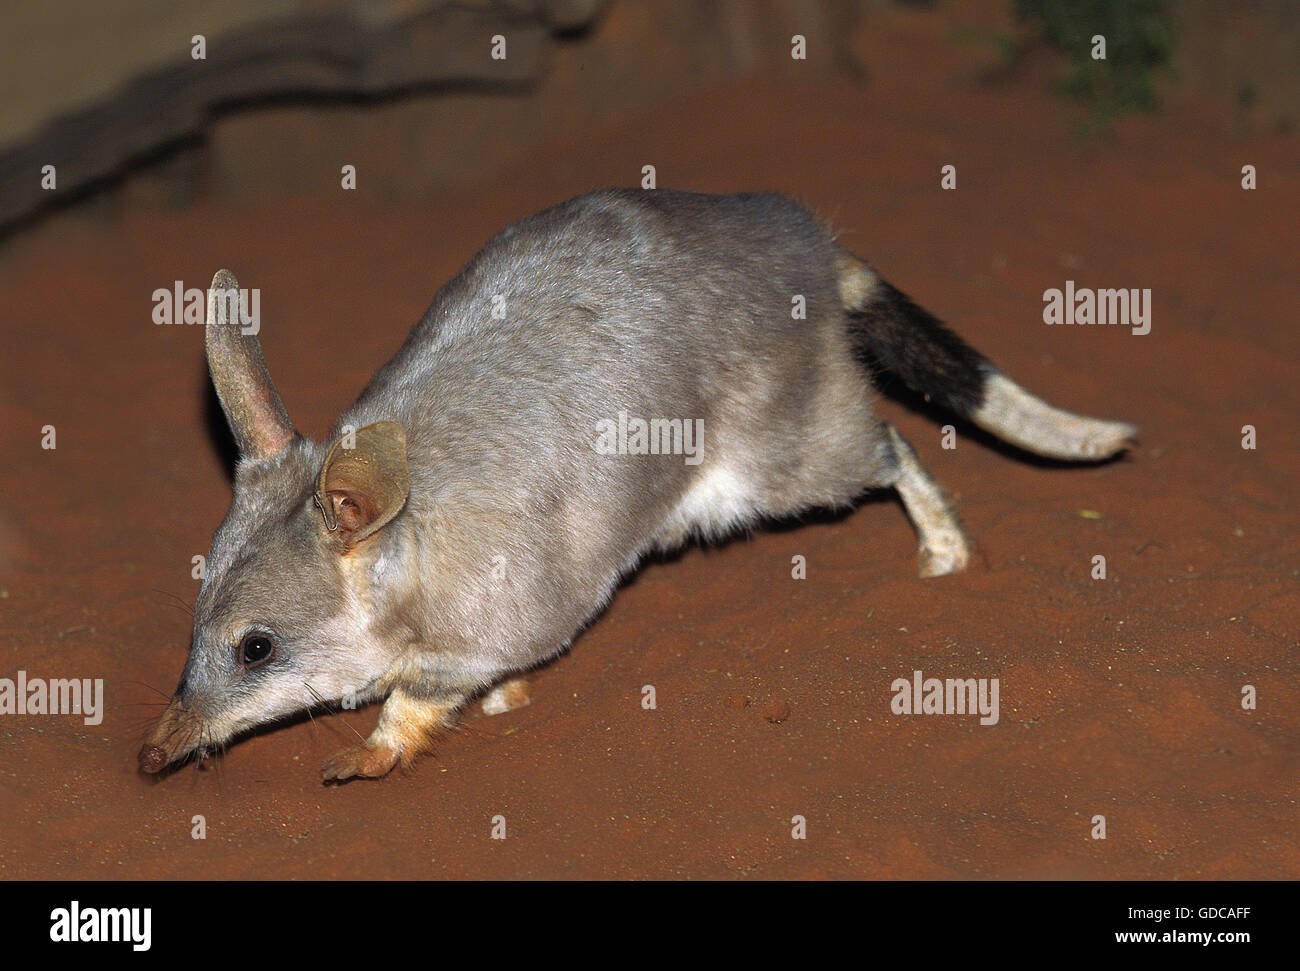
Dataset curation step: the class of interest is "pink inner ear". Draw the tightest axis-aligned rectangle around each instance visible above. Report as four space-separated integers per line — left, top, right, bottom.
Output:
328 490 377 536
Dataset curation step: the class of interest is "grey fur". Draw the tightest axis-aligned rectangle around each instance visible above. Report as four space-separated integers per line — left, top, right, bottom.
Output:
140 188 1134 779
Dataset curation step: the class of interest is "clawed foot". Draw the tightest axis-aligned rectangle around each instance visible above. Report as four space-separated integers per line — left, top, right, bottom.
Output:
321 688 459 783
321 742 400 782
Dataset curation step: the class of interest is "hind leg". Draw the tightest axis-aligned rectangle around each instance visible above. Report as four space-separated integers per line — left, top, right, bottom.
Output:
883 424 970 577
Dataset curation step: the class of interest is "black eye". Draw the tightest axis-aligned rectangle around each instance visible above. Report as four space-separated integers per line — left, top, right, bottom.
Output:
239 633 275 668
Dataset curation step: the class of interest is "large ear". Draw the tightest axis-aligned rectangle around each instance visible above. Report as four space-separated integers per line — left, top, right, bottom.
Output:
314 421 410 546
205 268 297 460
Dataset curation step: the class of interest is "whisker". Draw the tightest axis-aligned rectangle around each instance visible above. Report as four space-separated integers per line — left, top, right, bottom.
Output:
304 681 365 742
127 716 167 739
209 727 225 793
445 718 503 740
153 588 194 613
123 679 173 702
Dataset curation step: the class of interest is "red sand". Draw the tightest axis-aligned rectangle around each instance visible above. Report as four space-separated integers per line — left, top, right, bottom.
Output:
1 58 1296 879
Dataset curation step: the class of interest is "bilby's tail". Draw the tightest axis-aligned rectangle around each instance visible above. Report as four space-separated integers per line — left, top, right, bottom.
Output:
836 252 1137 461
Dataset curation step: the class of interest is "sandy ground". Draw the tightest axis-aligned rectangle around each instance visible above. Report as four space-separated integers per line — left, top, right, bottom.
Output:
1 34 1297 879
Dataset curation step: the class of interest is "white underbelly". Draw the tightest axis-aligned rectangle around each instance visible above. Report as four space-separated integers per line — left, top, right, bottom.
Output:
657 464 756 545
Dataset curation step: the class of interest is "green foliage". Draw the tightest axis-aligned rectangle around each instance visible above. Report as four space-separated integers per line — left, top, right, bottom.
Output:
1014 0 1175 130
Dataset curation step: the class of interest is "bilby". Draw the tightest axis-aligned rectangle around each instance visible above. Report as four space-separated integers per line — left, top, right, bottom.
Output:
138 189 1135 782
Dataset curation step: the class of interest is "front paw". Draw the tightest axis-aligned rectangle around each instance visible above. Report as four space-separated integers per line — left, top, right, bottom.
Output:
321 743 400 782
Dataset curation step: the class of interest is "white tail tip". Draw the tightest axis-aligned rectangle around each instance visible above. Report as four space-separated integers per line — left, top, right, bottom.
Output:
972 372 1137 461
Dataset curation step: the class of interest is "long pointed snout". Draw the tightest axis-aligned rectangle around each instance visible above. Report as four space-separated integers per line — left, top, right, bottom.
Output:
138 695 204 774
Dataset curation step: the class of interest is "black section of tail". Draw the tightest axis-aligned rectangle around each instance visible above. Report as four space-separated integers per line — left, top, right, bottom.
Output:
847 278 991 417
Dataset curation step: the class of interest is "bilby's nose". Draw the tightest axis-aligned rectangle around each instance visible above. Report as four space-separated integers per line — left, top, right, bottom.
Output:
138 744 168 773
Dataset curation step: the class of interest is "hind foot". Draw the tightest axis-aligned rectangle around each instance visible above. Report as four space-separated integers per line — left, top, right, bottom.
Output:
885 424 971 578
481 677 531 716
917 528 971 578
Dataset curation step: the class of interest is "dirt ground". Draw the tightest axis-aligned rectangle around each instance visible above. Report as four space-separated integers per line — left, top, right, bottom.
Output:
1 25 1296 880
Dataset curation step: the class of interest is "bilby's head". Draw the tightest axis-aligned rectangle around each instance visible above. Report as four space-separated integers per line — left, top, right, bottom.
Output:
139 271 412 774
